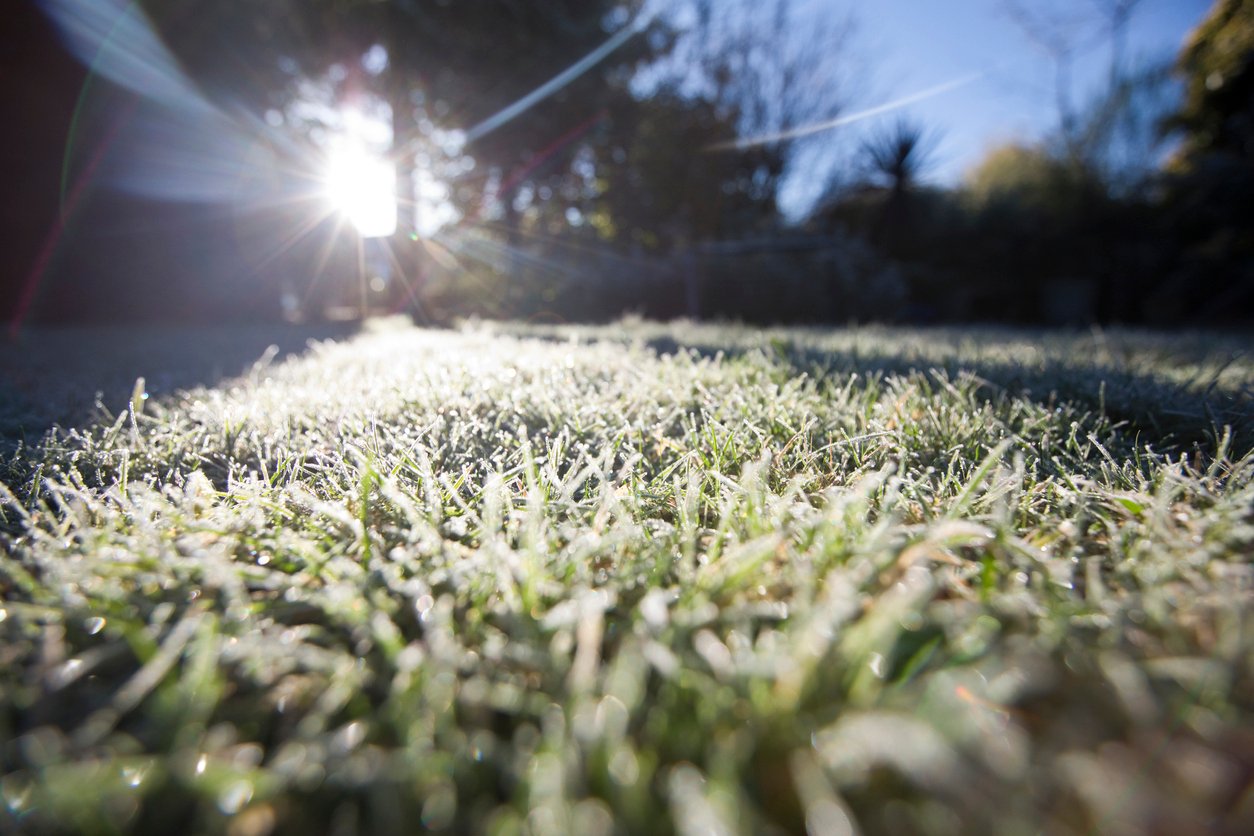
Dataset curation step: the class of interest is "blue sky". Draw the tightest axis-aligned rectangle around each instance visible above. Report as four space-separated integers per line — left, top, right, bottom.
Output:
775 0 1213 213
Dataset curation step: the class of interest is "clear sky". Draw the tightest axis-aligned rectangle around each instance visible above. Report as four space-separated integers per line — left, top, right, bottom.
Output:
776 0 1214 213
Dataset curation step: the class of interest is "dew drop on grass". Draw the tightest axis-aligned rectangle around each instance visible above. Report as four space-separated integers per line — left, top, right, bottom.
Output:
1 776 32 813
217 779 254 814
121 764 148 788
332 721 366 755
899 611 924 631
55 658 83 686
0 608 7 623
85 616 106 635
868 652 886 678
415 594 435 617
195 754 208 776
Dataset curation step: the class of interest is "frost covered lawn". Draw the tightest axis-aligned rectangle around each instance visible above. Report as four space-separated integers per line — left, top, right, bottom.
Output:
2 320 1251 834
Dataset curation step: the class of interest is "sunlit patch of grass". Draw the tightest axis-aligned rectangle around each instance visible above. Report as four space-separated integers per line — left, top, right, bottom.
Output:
1 321 1251 834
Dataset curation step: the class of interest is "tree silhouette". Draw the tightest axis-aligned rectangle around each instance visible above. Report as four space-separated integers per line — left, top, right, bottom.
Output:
858 118 937 253
861 119 935 197
1000 0 1146 167
1159 0 1254 321
1167 0 1254 166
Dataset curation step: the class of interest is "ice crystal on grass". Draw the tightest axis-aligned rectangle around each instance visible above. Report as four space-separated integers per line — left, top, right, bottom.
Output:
1 321 1252 834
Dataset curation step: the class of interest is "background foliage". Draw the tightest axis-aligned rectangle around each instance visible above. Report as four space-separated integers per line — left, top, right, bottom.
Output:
2 0 1252 326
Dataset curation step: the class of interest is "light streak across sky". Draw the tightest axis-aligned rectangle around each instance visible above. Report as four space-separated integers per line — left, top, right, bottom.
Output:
464 11 654 144
705 71 986 152
41 0 212 114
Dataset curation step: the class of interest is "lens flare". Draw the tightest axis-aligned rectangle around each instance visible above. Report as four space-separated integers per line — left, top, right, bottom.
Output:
323 144 397 238
704 72 986 151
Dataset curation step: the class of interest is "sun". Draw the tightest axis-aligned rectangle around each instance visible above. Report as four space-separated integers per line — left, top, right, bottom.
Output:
322 143 397 238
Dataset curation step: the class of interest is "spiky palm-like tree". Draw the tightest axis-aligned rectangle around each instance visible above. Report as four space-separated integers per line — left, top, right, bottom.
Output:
861 118 935 199
859 118 937 252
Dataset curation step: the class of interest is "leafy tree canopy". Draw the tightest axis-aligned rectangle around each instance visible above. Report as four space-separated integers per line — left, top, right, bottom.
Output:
1167 0 1254 166
963 143 1090 213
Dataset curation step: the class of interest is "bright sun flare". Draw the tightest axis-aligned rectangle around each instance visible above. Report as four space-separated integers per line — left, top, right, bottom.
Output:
323 144 397 238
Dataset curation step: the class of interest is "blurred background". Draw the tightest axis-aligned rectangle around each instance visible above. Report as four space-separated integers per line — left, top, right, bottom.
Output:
2 0 1251 329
